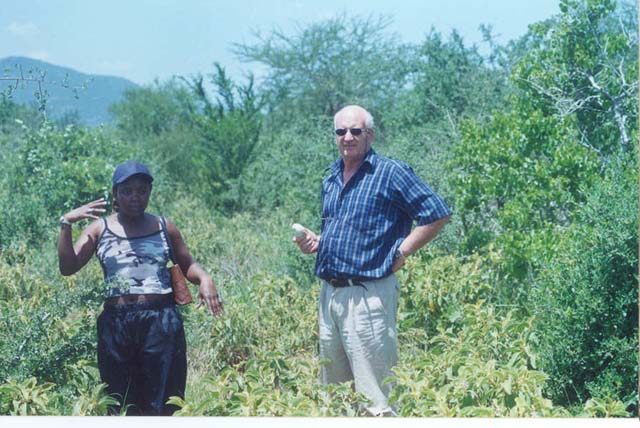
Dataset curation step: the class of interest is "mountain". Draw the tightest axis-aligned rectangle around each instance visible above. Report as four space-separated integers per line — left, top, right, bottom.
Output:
0 56 139 127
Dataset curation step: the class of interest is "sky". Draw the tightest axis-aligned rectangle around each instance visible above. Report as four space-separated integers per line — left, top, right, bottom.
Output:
0 0 561 86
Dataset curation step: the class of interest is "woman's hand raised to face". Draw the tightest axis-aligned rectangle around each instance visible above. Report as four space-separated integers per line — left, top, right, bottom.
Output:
63 198 108 224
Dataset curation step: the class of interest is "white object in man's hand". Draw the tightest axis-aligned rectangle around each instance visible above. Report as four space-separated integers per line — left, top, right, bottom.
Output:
292 223 319 254
292 223 307 240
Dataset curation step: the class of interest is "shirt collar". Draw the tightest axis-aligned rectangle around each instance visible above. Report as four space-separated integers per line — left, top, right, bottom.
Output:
328 149 378 178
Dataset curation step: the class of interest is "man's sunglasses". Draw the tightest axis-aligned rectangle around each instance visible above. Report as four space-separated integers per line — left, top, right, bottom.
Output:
335 128 368 136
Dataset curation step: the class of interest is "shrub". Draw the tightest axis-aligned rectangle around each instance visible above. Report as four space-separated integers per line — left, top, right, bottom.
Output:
0 122 135 248
393 251 569 417
391 303 569 417
531 158 638 410
398 250 495 337
0 245 103 385
0 377 56 415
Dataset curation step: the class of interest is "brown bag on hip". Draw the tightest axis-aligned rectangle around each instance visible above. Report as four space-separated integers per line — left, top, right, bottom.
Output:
171 264 193 305
161 216 193 305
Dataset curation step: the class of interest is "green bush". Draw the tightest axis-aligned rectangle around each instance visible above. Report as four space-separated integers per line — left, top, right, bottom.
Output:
228 116 333 218
0 122 135 248
169 361 366 416
0 377 56 415
392 304 570 417
175 272 366 416
0 246 103 385
399 251 494 337
531 158 638 409
392 250 574 417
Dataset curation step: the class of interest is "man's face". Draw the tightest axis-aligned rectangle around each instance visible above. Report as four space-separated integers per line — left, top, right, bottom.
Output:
334 109 373 164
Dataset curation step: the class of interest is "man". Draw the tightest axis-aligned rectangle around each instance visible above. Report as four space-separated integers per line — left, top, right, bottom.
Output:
294 105 451 416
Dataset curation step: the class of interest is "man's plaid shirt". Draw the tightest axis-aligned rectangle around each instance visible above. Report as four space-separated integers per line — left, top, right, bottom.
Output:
315 149 452 281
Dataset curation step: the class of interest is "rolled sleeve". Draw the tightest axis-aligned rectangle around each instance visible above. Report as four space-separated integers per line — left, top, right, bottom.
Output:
391 163 452 225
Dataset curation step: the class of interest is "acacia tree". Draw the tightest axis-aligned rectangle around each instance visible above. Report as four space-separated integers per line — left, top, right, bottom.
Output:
233 15 410 125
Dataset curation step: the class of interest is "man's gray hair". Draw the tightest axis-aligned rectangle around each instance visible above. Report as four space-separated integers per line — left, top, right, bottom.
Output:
334 105 375 129
363 110 375 129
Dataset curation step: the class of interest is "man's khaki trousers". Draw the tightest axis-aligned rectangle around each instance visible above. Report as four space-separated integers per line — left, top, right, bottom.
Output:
319 274 399 416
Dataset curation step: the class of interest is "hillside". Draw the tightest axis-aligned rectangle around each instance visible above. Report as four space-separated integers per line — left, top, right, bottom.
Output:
0 56 138 127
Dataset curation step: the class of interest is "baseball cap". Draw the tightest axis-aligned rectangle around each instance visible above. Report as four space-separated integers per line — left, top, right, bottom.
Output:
112 160 154 186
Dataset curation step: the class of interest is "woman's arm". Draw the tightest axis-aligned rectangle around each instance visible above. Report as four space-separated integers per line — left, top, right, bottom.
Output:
58 198 107 275
166 218 223 316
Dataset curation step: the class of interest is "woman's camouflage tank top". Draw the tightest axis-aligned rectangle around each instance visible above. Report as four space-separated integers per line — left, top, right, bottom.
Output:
95 216 172 297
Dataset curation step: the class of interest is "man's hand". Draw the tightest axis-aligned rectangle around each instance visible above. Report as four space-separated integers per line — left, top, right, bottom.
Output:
390 217 451 272
391 248 407 273
391 255 406 272
292 226 320 254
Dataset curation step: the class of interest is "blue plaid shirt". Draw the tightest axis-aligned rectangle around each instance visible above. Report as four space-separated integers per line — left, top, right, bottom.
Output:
315 149 451 281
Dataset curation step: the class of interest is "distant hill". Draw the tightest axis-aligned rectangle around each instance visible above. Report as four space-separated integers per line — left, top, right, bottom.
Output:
0 56 139 127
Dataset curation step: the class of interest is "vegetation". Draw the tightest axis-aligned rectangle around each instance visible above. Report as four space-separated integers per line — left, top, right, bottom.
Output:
0 0 636 417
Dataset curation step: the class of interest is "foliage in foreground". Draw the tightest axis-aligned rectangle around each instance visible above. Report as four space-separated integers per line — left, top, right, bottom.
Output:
0 244 630 417
393 253 563 417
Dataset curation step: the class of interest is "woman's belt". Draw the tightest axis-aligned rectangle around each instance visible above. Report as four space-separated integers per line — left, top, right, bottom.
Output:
105 293 172 306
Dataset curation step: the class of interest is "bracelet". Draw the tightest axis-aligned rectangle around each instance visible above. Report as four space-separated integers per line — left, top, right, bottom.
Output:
59 216 72 227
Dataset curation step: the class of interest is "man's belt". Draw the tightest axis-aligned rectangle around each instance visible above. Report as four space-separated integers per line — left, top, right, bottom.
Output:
327 278 367 288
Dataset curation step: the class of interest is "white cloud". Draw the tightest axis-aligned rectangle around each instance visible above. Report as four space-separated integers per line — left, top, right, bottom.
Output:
7 21 38 37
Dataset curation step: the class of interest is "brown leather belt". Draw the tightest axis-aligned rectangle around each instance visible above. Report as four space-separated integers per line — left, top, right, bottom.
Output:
105 293 172 306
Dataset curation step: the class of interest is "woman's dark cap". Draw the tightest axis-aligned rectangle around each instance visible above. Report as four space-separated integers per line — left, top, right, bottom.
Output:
112 161 154 186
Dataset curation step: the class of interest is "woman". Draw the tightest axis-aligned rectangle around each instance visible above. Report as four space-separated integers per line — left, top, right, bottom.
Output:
57 160 223 415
